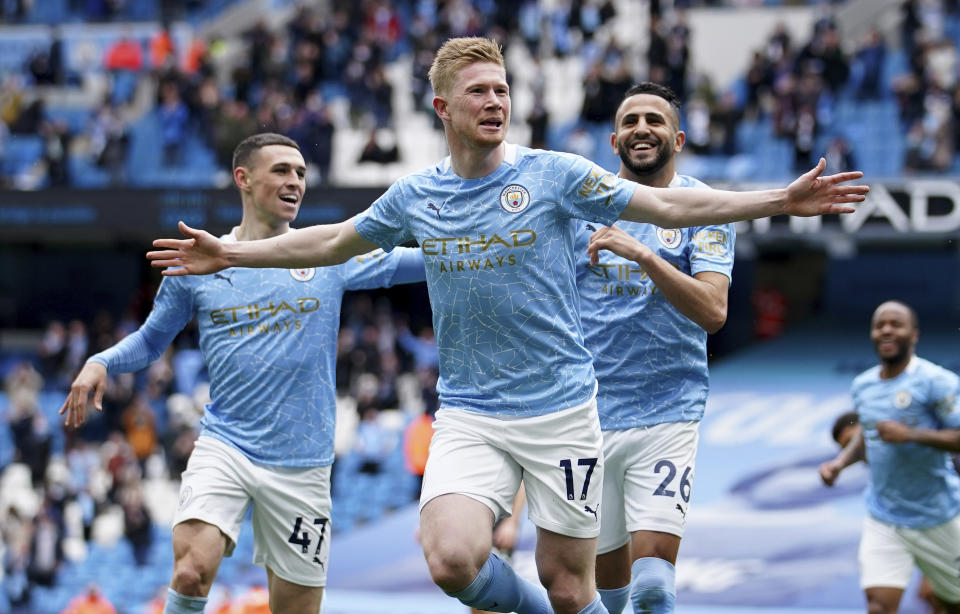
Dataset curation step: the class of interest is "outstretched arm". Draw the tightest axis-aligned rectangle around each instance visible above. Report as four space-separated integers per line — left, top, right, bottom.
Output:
819 426 866 486
876 420 960 452
147 217 379 276
620 159 868 227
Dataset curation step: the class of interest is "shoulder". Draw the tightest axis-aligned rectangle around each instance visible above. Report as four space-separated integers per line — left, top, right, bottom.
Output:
674 174 711 190
916 356 959 383
852 365 881 389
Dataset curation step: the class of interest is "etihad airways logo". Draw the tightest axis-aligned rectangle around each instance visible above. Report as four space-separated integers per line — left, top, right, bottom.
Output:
421 229 536 256
209 298 320 325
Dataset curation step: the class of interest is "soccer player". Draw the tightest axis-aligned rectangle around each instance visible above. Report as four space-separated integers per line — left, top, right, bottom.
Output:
574 82 733 614
60 133 426 614
819 301 960 614
146 38 867 614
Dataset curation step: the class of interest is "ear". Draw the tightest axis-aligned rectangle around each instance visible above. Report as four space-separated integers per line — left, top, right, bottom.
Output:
609 131 618 154
433 96 450 121
234 166 249 191
674 130 686 153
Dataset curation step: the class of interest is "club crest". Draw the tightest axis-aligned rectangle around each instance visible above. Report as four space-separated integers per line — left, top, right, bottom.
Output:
894 390 912 409
290 268 316 282
657 228 682 248
500 184 530 214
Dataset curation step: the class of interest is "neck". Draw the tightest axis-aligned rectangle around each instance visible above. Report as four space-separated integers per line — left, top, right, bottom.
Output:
620 162 675 188
235 206 291 241
879 355 912 379
447 136 505 179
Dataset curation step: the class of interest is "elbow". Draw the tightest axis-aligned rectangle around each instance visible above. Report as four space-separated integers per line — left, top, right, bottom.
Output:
701 306 727 335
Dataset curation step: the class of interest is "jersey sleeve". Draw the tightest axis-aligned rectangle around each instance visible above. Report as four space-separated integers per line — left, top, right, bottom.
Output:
554 152 633 225
87 276 194 374
354 180 415 251
929 365 960 428
689 224 736 282
342 246 425 290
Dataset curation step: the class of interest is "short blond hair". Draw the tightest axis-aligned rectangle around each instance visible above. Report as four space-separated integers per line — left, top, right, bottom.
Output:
428 37 505 97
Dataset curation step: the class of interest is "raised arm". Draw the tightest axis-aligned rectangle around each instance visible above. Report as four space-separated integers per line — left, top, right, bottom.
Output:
876 420 960 453
586 225 728 332
819 425 866 486
147 216 379 276
620 159 868 227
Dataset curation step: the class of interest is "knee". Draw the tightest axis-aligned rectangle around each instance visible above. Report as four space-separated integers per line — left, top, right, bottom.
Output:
543 583 582 614
170 564 206 596
424 542 483 592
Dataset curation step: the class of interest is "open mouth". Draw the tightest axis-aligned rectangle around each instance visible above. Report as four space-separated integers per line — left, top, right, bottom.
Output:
631 141 657 151
279 194 299 204
480 118 503 129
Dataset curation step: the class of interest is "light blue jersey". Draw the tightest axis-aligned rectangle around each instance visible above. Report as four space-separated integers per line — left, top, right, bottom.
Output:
853 356 960 528
575 174 735 430
355 144 634 416
89 235 425 467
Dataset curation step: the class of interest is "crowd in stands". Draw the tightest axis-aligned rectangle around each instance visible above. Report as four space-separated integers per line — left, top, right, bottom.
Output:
0 287 438 613
1 1 957 187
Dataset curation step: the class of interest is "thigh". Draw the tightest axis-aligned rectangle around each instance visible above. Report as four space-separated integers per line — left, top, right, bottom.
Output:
903 514 960 603
419 408 523 521
251 464 332 588
859 515 914 591
510 400 605 539
597 430 628 555
266 567 324 614
420 493 496 563
175 436 254 555
622 421 698 539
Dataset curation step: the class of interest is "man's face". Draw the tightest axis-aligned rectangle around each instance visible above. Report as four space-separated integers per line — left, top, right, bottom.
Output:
611 93 684 177
870 302 918 365
441 62 510 149
239 145 307 224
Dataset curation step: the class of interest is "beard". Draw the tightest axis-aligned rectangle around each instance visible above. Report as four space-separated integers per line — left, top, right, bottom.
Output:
875 340 911 365
617 138 673 177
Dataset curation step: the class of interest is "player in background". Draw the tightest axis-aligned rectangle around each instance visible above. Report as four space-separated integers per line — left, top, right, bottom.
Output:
60 133 426 614
574 82 734 614
819 301 960 614
472 484 528 614
147 38 867 614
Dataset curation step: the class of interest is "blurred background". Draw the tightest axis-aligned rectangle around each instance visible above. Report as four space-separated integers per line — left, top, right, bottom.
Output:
0 0 958 612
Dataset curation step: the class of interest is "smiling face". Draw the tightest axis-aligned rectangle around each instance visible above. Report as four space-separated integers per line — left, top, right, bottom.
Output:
870 301 918 368
235 144 307 226
611 93 684 183
435 61 510 151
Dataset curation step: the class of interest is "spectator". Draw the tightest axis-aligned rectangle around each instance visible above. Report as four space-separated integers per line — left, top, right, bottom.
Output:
61 584 116 614
358 127 400 164
156 81 188 166
119 486 152 567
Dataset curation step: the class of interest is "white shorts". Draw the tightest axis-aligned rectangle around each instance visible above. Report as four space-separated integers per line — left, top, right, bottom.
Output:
859 513 960 602
175 436 332 587
420 399 605 539
597 421 699 555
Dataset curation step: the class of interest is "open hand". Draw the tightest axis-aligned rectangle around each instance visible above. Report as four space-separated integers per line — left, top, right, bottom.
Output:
59 362 107 428
784 158 869 217
146 221 229 276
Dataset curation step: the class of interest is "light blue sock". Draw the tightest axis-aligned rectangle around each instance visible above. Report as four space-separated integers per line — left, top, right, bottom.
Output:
446 553 551 614
630 558 676 614
577 593 610 613
163 588 207 614
599 585 631 614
